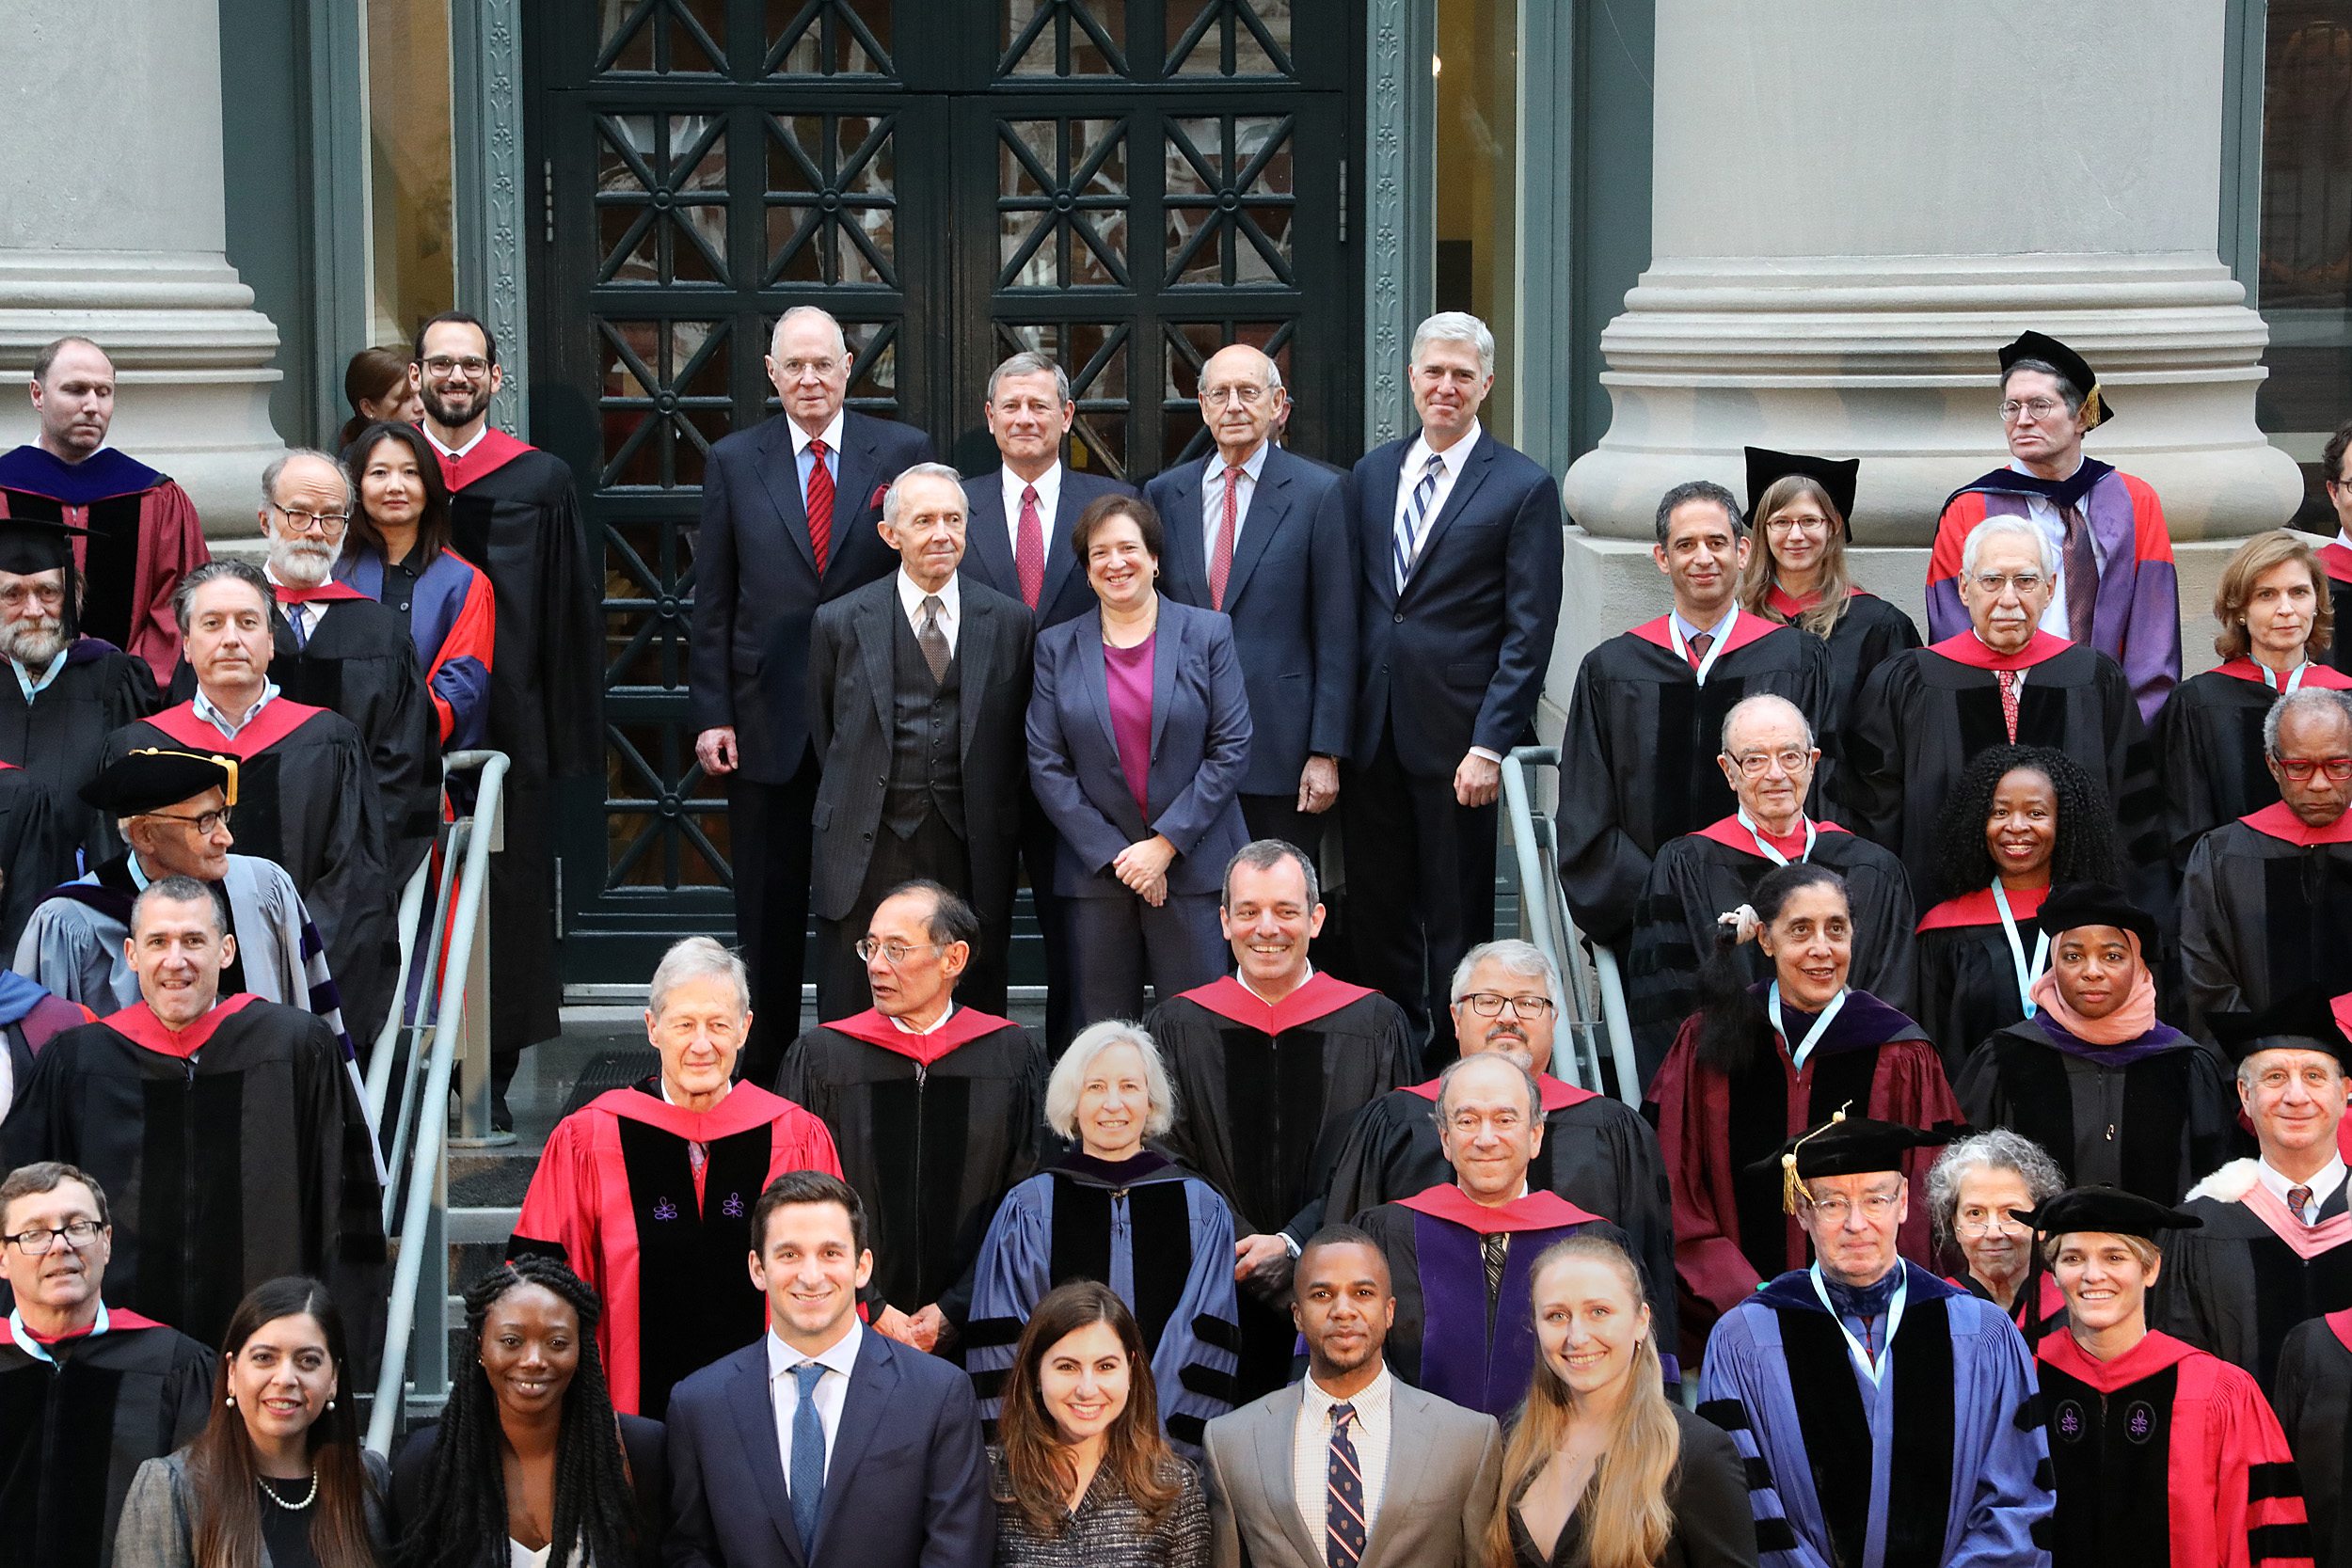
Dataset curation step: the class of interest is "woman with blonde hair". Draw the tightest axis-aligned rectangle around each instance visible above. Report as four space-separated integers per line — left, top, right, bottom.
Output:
1490 1234 1754 1568
1734 448 1920 812
2153 527 2351 872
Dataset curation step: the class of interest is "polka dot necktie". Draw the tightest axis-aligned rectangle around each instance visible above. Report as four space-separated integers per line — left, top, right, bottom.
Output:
1210 465 1243 610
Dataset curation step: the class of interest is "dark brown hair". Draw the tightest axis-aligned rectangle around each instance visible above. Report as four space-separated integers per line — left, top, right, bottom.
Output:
185 1277 376 1568
2212 529 2334 660
993 1281 1181 1536
339 346 414 450
749 1168 867 1258
342 420 455 567
1071 493 1165 563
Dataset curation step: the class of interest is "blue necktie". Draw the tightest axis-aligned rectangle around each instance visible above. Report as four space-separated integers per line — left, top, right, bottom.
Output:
789 1361 826 1554
1326 1402 1366 1566
1393 451 1445 589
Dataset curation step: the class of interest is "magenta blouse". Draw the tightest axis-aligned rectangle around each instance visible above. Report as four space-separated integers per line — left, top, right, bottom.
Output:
1104 634 1155 813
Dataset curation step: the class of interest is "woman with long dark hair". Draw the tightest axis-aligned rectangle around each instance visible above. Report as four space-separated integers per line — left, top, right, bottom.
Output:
337 420 497 752
988 1280 1207 1568
115 1276 389 1568
1912 744 2127 1071
389 1256 660 1568
1488 1234 1754 1568
1645 862 1959 1358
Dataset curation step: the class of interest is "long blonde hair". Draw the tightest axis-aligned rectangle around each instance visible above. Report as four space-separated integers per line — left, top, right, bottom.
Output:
1486 1236 1680 1568
1737 473 1856 637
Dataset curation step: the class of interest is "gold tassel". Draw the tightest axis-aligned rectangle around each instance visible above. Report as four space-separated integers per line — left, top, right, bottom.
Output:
1781 1101 1852 1214
2081 385 2105 429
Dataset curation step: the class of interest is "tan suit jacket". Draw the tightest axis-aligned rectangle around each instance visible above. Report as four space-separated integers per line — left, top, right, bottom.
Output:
1202 1376 1503 1568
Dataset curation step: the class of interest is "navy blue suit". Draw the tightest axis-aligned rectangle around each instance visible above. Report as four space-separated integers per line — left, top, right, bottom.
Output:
688 409 936 1082
1150 443 1355 848
960 463 1137 1046
1343 427 1564 1062
663 1327 990 1568
1025 596 1250 1026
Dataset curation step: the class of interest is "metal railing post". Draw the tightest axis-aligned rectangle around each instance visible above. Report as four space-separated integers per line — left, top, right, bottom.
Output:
451 776 505 1148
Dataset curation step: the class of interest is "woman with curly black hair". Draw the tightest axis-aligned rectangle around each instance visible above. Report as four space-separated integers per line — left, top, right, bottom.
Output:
389 1256 663 1568
1913 745 2126 1072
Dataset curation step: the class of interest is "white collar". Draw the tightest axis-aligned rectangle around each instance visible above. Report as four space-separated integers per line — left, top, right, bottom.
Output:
1204 441 1271 485
1406 420 1482 476
2006 452 2086 483
423 424 490 460
896 569 960 621
2338 527 2351 552
1300 1362 1391 1420
1670 601 1739 646
886 1002 956 1035
767 1315 863 1380
2258 1155 2347 1213
790 410 848 456
1001 462 1061 510
657 1074 730 1110
1239 962 1312 1007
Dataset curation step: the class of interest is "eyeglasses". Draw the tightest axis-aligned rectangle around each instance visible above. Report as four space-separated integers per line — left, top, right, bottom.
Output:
2274 755 2352 782
270 501 349 536
1764 515 1830 535
1457 992 1556 1019
1200 383 1268 407
777 357 841 381
1803 1192 1902 1224
1730 748 1813 777
421 356 493 380
4 1219 104 1255
141 806 232 835
1999 398 2066 422
1954 1211 2030 1239
1971 572 2045 596
854 936 947 966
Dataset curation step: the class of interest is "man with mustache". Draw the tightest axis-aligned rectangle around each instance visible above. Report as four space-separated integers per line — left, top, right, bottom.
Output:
0 1160 213 1568
0 336 209 683
1848 512 2160 899
0 513 160 871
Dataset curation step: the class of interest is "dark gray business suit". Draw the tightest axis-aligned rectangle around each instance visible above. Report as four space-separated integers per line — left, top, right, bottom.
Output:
1025 595 1251 1029
806 571 1035 1019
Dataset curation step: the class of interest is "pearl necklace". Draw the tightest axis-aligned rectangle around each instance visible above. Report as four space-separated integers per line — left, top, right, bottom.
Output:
258 1466 320 1512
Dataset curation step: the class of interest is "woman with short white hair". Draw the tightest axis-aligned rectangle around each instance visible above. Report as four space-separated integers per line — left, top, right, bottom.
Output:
964 1020 1240 1457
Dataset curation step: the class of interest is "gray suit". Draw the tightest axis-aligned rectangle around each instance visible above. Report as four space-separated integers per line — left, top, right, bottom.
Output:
1202 1378 1502 1568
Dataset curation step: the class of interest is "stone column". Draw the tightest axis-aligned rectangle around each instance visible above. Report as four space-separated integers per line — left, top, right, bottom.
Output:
1551 0 2300 687
0 0 284 535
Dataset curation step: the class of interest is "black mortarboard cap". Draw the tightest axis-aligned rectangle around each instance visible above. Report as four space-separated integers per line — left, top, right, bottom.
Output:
2022 1185 2201 1242
78 748 238 816
2207 985 2350 1066
0 515 87 641
1744 1105 1963 1212
2033 882 2159 954
1999 330 2113 430
1743 447 1861 540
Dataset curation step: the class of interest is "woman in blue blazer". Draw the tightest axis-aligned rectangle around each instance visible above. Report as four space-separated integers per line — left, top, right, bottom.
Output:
1026 493 1251 1027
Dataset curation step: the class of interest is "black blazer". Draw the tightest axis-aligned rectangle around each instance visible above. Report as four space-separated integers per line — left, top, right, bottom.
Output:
804 572 1037 924
389 1413 669 1564
1149 443 1357 793
1505 1403 1756 1568
689 410 937 782
960 467 1137 629
1349 430 1565 775
663 1328 993 1568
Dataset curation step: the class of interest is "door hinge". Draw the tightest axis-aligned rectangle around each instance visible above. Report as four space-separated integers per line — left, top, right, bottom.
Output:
553 857 564 941
1338 157 1348 245
543 159 556 245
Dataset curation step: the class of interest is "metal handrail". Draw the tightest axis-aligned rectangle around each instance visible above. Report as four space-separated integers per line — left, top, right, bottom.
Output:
1502 746 1641 1105
367 749 510 1457
366 854 436 1124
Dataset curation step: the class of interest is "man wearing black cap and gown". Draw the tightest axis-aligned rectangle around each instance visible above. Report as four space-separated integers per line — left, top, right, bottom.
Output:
2159 986 2352 1392
12 749 351 1063
1697 1114 2052 1568
2271 991 2352 1568
1925 330 2180 724
0 514 158 870
2028 1185 2312 1568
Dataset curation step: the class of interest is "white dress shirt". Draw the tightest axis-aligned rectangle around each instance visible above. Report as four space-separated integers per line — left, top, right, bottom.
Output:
885 1003 957 1035
896 570 961 657
2337 527 2351 553
1201 441 1270 560
1000 463 1063 562
792 409 849 508
1391 420 1482 592
1293 1364 1393 1545
423 425 491 462
2005 456 2106 640
193 681 282 742
2259 1155 2347 1225
1669 603 1737 649
769 1317 864 1485
263 564 330 642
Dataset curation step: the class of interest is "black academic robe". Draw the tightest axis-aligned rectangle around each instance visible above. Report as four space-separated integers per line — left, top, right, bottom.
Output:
2276 1308 2352 1568
0 994 387 1366
1914 884 2053 1074
0 1308 215 1568
0 639 157 868
434 433 605 1054
773 1006 1045 1325
1846 629 2163 899
0 763 63 946
1317 1072 1677 1367
1953 1015 2244 1204
103 701 391 1054
2180 802 2352 1042
1557 612 1833 945
2325 541 2352 678
1625 815 1916 1090
1757 584 1924 816
2160 1161 2352 1393
2155 660 2352 876
1355 1185 1630 1417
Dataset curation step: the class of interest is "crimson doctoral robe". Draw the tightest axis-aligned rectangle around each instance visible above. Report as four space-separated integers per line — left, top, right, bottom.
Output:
0 445 209 681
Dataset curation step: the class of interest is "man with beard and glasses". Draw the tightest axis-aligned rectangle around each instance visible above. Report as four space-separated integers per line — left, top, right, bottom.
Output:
0 514 155 873
412 311 602 1130
0 338 208 683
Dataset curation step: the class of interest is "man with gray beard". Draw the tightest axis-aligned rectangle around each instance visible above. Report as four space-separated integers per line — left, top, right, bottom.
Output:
0 515 158 871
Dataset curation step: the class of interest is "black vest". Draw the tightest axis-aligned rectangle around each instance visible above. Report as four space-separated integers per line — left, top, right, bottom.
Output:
884 601 965 839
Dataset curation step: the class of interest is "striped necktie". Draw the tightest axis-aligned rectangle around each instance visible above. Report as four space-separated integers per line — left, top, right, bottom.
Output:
1326 1402 1366 1567
1393 451 1445 589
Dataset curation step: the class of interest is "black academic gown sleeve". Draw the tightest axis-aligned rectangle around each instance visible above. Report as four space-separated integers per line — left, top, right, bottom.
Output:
2153 673 2279 877
0 767 64 948
2277 1316 2352 1568
1814 592 1923 818
0 645 159 868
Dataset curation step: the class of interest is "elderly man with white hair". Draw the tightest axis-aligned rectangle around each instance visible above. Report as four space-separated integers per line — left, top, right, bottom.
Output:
508 934 842 1420
962 1018 1241 1456
691 304 937 1085
1848 510 2160 896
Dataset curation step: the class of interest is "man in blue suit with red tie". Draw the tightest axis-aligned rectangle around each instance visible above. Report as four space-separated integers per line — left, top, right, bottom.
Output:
664 1168 991 1568
1344 312 1564 1068
690 307 935 1085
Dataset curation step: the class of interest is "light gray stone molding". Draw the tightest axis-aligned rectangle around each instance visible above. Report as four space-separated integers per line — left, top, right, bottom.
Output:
1363 0 1434 449
453 0 530 436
